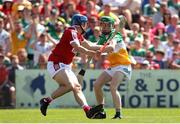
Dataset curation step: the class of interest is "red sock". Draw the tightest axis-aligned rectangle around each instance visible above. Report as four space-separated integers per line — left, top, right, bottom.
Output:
83 105 91 112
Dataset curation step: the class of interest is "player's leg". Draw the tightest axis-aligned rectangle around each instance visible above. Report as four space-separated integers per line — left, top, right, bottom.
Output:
93 71 112 119
51 70 73 99
68 69 102 118
67 69 88 106
40 69 74 116
110 71 125 119
94 71 112 105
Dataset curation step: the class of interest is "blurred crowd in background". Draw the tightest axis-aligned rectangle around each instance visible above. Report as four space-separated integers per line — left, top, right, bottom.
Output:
0 0 179 108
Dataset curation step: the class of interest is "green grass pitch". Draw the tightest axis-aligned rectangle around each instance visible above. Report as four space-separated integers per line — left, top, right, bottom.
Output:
0 108 180 123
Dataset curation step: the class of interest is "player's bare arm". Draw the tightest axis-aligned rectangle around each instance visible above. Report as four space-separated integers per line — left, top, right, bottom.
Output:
81 39 102 51
71 42 96 57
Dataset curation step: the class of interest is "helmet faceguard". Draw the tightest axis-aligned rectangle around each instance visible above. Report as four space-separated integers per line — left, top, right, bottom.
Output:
100 16 114 35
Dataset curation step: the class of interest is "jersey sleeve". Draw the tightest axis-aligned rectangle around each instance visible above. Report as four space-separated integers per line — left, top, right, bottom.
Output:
112 33 125 52
69 30 80 46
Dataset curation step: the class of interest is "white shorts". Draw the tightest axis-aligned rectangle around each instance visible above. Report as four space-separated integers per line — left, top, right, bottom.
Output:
105 65 132 80
47 61 73 78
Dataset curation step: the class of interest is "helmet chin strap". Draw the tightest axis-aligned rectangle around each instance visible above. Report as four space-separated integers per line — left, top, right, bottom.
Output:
80 25 86 34
76 19 86 34
75 25 86 35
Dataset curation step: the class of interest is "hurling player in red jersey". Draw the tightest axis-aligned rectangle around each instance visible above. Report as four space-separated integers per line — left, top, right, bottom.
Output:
39 14 102 118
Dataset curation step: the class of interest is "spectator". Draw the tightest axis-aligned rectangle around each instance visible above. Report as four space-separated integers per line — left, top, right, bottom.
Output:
166 14 179 34
98 3 119 25
45 8 63 40
2 0 13 15
39 0 51 19
174 25 180 40
118 0 141 15
7 55 23 107
16 48 28 68
60 2 77 25
34 53 47 69
127 23 143 43
88 26 101 43
56 0 71 15
167 0 180 16
143 0 160 17
162 11 171 25
46 18 66 41
0 53 13 108
83 0 98 19
162 33 174 62
0 45 11 66
8 55 24 85
153 49 167 69
141 17 154 42
30 32 56 66
152 22 167 42
7 14 27 55
172 40 180 53
130 37 146 62
152 2 169 26
84 16 98 39
24 10 45 64
31 2 40 17
11 0 32 19
142 32 151 50
145 50 160 69
46 8 59 25
18 5 28 28
150 36 164 53
140 60 150 69
0 17 11 55
76 0 87 14
168 51 180 69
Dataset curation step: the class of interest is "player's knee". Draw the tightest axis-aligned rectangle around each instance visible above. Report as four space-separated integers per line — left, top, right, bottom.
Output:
110 84 117 91
72 83 81 92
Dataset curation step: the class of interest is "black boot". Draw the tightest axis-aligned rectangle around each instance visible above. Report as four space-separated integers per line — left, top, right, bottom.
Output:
40 98 50 116
112 112 122 119
86 104 103 119
93 108 106 119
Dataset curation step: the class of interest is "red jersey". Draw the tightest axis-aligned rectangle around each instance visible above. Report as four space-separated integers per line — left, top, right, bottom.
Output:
48 26 84 64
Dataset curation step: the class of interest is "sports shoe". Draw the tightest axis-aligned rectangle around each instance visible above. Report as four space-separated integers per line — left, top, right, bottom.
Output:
40 98 50 116
86 104 103 119
93 111 106 119
112 114 122 119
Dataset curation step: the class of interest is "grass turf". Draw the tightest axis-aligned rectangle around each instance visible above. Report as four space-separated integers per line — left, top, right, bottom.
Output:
0 108 180 123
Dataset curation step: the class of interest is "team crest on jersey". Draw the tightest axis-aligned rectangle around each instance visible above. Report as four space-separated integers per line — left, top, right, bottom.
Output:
72 30 78 40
